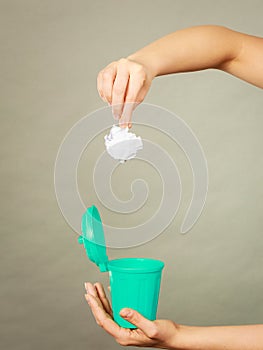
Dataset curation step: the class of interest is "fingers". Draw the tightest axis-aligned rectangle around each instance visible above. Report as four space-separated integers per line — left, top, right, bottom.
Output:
125 71 145 103
85 293 121 338
97 58 152 126
120 308 159 339
120 102 137 128
94 282 113 317
84 282 98 298
85 282 112 317
97 62 117 105
84 282 157 347
97 71 107 103
111 61 130 119
116 64 148 128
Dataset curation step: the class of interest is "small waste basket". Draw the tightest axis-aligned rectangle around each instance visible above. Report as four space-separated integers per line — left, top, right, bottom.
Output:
79 205 164 328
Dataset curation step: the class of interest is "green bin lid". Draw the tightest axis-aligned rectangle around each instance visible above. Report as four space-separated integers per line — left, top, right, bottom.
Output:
78 205 109 272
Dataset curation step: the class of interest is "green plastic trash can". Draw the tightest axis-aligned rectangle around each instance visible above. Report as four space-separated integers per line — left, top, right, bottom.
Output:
79 205 164 329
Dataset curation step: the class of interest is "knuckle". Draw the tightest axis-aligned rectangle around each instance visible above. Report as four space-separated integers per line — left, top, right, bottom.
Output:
96 319 102 327
97 318 107 329
105 94 112 101
109 60 117 66
137 77 145 87
133 64 145 74
102 70 112 80
130 88 143 101
140 75 147 85
130 314 138 324
136 96 144 103
105 61 116 70
126 95 136 103
148 325 159 338
100 319 106 329
113 86 125 96
118 57 128 65
126 94 143 104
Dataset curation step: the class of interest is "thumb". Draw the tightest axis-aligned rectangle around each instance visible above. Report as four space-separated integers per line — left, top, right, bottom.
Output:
120 308 157 337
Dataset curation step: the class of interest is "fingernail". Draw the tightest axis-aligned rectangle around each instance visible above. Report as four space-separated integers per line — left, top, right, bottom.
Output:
120 308 132 318
84 283 89 291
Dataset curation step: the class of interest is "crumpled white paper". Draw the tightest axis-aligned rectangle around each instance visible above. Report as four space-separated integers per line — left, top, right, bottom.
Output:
104 125 143 163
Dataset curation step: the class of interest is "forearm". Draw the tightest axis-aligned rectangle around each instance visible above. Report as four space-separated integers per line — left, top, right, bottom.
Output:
128 25 263 88
174 324 263 350
128 26 242 75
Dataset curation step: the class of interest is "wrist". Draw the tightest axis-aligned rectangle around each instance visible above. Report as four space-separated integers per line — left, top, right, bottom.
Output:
155 322 191 350
126 53 158 79
170 324 200 350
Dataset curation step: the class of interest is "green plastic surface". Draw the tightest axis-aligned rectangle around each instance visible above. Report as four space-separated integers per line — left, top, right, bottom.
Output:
79 205 109 272
108 258 164 328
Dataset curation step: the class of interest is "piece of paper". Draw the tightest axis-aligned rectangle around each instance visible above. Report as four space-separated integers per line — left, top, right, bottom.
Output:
104 125 143 163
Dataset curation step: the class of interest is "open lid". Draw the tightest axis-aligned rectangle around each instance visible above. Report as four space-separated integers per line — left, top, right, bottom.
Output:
78 205 109 272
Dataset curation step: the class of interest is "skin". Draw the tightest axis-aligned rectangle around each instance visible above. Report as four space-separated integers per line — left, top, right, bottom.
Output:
91 25 263 348
84 282 263 350
97 25 263 127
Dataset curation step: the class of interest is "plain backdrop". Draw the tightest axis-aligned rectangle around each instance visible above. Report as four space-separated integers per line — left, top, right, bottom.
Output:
0 1 262 350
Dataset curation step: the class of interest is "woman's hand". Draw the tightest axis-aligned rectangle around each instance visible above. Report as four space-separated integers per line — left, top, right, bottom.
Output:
97 58 154 128
84 282 263 349
84 282 180 348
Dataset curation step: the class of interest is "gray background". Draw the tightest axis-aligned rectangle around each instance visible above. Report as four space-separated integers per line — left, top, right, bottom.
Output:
1 0 262 349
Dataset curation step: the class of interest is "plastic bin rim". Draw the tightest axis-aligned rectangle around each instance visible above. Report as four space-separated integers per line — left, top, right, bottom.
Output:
107 257 165 273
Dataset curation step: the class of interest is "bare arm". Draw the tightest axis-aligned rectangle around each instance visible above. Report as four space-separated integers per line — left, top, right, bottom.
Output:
177 324 263 350
128 25 263 87
97 25 263 126
85 282 263 350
